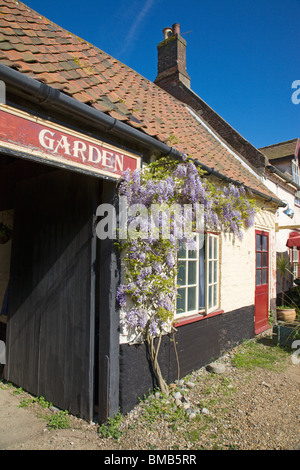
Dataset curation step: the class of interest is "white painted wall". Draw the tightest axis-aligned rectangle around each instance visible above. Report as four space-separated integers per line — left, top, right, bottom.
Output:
220 206 276 313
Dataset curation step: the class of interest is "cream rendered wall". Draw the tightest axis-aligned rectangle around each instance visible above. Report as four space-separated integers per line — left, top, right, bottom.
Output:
264 176 300 254
220 205 276 313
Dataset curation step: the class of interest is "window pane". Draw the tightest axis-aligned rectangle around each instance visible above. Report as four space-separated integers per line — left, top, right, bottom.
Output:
177 261 186 286
213 284 217 306
262 235 267 251
188 287 196 311
262 268 267 284
256 269 261 285
213 237 217 259
178 243 186 259
208 285 213 309
188 261 197 285
256 253 261 268
177 288 186 313
256 234 261 250
209 237 212 259
262 252 268 267
188 248 197 259
213 260 217 283
209 261 213 283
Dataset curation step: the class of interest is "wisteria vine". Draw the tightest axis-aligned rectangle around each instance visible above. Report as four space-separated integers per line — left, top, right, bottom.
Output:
116 155 256 391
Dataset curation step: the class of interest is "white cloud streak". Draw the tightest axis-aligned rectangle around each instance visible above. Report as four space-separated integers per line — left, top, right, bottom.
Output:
119 0 156 57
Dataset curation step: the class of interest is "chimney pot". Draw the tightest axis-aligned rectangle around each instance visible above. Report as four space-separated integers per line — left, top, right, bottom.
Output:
162 27 172 40
155 22 191 90
172 23 180 35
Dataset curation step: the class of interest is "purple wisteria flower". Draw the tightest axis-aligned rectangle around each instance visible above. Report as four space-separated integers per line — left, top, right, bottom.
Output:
117 157 257 338
116 285 127 307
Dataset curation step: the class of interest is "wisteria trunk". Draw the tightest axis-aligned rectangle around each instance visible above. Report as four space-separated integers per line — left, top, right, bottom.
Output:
147 333 169 396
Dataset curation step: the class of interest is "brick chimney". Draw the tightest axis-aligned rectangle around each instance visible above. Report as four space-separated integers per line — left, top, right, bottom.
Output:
154 23 191 90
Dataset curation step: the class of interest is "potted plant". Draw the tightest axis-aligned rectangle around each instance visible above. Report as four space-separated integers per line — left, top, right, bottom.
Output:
276 253 296 322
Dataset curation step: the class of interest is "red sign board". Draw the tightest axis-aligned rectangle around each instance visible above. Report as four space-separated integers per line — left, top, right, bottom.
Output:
0 105 141 178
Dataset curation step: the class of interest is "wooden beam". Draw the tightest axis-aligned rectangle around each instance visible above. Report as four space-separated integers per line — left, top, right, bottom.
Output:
275 223 300 232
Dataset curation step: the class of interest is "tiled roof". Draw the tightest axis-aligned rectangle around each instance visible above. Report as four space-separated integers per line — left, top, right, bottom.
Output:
0 0 276 200
259 139 300 161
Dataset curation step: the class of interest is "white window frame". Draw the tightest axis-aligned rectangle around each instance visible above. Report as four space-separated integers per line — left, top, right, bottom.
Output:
176 233 220 318
289 246 299 280
292 160 300 205
206 233 219 313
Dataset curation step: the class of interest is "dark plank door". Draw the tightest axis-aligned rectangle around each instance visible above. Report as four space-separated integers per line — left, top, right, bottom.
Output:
6 169 98 421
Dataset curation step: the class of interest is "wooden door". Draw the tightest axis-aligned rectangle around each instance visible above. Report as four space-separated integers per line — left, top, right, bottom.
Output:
255 230 269 334
5 169 98 421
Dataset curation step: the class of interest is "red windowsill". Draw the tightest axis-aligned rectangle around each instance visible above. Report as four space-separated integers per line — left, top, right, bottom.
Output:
174 309 224 327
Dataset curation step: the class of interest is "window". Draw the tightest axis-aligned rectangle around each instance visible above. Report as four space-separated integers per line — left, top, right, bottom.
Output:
256 232 268 286
289 247 299 280
176 233 219 318
292 160 300 205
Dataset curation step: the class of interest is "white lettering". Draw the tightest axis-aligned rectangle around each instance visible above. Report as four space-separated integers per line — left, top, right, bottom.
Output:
292 340 300 364
115 154 124 172
291 80 300 104
53 135 71 155
148 454 197 464
118 196 128 240
102 149 114 168
39 129 55 150
96 204 116 239
37 128 133 175
127 203 149 240
104 454 139 467
73 140 87 161
88 145 102 164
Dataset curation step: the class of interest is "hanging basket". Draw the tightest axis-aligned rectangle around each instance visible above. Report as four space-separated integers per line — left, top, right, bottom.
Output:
0 222 12 244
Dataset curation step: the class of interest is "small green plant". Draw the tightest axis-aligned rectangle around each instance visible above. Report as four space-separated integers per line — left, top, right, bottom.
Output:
98 411 124 439
277 253 292 306
45 410 70 429
19 395 53 409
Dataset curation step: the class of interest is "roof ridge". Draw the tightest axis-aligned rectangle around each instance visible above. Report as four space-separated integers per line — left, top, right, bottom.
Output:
259 138 299 150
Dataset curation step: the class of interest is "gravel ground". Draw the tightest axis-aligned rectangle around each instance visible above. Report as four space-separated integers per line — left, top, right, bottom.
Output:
1 331 299 451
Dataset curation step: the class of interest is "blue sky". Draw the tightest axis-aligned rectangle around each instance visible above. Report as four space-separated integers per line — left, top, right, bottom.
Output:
23 0 299 149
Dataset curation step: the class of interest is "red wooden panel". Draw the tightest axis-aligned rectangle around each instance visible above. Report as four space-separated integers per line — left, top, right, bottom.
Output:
255 230 269 334
0 106 140 179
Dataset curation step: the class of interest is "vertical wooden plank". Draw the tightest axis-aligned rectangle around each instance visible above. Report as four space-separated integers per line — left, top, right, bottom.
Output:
6 168 98 421
97 180 120 423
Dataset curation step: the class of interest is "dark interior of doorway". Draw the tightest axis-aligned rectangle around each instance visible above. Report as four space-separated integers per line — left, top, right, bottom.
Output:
0 154 102 421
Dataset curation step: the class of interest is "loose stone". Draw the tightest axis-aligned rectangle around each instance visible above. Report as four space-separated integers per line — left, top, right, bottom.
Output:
186 382 195 389
206 362 226 374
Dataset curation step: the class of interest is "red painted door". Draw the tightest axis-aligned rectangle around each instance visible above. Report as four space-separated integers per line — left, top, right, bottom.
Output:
255 230 269 334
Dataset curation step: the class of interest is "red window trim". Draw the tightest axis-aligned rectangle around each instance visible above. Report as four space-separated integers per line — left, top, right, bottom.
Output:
174 309 224 327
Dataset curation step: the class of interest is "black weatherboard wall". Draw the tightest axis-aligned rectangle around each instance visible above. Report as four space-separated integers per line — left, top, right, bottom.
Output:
119 305 255 413
5 166 100 421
